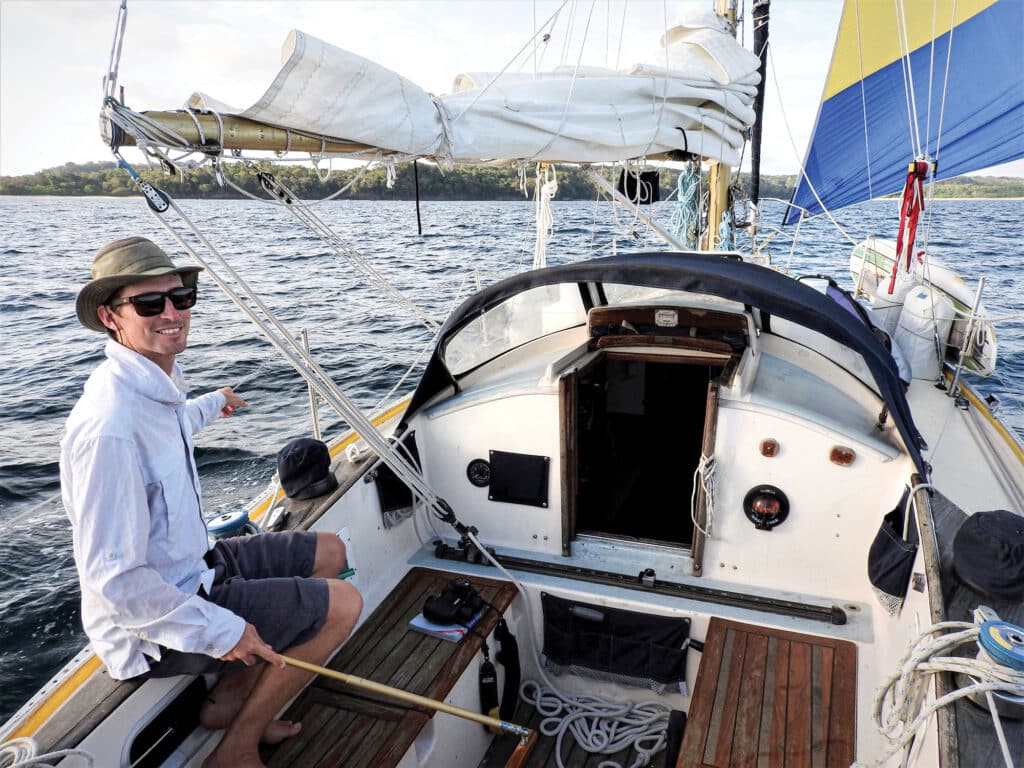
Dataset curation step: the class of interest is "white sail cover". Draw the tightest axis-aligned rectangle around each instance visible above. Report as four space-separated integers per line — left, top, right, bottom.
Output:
188 19 759 166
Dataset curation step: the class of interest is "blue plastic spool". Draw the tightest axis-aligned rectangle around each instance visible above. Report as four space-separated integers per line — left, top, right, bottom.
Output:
978 620 1024 672
206 509 251 539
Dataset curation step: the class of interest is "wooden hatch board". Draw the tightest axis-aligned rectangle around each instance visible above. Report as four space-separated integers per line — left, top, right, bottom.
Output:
678 617 857 768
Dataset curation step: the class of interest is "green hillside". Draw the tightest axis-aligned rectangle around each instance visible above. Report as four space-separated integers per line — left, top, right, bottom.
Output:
2 161 1022 200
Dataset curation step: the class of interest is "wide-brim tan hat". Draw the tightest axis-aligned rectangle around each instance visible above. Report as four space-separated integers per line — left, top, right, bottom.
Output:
76 237 202 332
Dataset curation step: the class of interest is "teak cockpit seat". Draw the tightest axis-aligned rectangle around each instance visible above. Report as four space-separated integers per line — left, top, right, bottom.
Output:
679 617 857 767
261 567 517 768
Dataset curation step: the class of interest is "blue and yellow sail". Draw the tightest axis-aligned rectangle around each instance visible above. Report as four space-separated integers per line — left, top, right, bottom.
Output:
786 0 1024 224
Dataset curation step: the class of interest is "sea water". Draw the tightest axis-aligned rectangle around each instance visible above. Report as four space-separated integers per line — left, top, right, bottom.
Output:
1 195 1022 723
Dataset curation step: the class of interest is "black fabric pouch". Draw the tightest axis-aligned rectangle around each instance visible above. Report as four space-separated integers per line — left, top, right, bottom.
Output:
541 593 690 693
867 497 919 616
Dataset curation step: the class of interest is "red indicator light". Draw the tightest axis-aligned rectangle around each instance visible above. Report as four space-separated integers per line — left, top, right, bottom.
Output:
760 439 779 457
751 495 781 517
830 446 856 466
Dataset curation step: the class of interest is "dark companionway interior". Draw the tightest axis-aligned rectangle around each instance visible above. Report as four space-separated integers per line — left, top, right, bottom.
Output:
575 356 713 546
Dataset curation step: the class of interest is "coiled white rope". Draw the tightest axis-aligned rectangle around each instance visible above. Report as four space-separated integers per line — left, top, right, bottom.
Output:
854 621 1024 768
690 454 716 538
461 529 673 768
0 737 94 768
520 681 669 768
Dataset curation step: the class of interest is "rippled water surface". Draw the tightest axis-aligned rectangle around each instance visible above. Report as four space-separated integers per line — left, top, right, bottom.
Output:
1 195 1022 724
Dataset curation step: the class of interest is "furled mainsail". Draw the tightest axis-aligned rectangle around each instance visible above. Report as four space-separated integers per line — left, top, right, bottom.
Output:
186 18 760 166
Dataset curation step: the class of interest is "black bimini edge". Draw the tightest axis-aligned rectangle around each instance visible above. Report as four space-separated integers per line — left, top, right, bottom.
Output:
405 252 926 475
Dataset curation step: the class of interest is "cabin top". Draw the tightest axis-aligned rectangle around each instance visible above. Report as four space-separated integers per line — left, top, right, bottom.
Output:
405 252 924 474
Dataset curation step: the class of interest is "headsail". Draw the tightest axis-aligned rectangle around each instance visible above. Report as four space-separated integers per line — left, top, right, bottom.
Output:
786 0 1024 224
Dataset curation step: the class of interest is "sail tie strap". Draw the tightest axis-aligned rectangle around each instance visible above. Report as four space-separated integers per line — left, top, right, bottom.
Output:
887 160 930 294
533 164 558 270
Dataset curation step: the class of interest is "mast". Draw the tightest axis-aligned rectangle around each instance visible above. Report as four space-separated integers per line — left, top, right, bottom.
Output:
749 0 770 208
703 0 738 249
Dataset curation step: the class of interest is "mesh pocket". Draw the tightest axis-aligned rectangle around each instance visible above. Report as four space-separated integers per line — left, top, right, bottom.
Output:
540 593 691 690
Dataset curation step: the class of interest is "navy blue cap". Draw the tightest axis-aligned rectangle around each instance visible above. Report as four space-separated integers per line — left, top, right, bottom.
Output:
277 437 339 500
953 510 1024 601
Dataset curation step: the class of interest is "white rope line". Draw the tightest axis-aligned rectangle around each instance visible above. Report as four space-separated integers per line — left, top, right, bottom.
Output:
559 0 577 67
527 0 598 162
462 529 671 768
3 490 64 529
368 269 475 417
145 195 450 522
690 453 716 537
615 0 629 71
853 621 1023 768
933 0 957 167
924 0 938 157
0 737 95 768
853 0 875 206
638 0 671 159
449 0 570 126
239 165 439 332
533 164 559 270
918 0 959 261
784 214 803 276
767 46 856 244
894 0 922 159
218 156 375 206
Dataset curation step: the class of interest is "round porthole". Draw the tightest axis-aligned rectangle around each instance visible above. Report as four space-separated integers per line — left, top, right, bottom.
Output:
743 485 790 531
466 458 491 487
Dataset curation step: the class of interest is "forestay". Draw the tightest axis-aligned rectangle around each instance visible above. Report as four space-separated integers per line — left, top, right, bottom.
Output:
187 15 760 166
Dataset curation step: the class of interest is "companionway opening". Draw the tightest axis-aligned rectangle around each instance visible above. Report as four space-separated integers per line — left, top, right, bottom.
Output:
569 354 718 548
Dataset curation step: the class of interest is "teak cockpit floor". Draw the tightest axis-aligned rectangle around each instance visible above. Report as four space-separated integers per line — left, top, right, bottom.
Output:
261 566 517 768
680 617 857 768
483 617 857 768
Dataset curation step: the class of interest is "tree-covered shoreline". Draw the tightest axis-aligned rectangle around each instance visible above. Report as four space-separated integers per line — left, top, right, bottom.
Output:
2 161 1022 200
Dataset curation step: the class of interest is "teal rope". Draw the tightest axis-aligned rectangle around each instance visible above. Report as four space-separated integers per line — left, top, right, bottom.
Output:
717 211 733 251
668 163 700 249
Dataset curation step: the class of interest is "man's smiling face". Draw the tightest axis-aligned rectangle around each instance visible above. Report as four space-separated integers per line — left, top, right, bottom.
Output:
100 273 191 372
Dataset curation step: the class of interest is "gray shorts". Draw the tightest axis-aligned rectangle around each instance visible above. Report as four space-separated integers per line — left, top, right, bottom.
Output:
146 530 329 678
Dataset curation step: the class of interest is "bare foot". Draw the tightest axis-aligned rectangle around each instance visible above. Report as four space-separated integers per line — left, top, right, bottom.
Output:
202 699 301 744
261 719 302 745
200 667 262 731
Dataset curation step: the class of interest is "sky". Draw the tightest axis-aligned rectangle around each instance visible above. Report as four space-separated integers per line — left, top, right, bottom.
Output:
1 0 1020 178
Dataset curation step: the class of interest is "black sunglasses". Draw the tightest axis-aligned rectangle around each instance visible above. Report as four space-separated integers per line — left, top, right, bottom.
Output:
108 286 198 317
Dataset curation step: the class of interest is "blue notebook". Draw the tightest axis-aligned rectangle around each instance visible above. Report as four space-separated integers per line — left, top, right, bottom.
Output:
408 610 482 642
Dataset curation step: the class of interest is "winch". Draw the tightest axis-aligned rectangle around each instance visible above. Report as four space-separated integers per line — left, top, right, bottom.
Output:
966 608 1024 719
206 509 258 539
